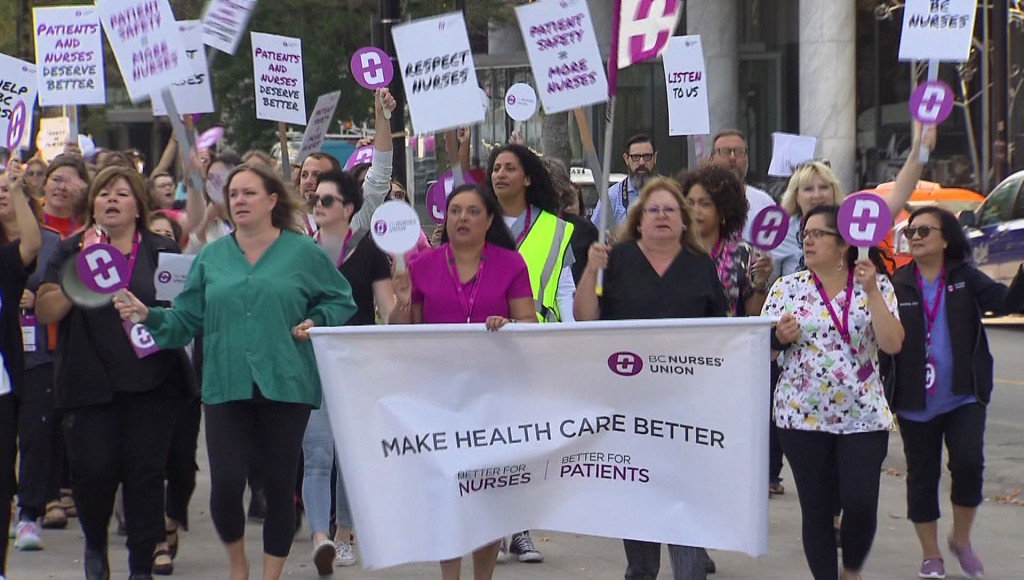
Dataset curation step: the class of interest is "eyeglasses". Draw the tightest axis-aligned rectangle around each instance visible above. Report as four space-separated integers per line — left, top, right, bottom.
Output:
798 228 841 243
643 205 680 217
627 153 655 162
307 194 346 209
903 225 937 240
713 146 748 158
48 175 81 188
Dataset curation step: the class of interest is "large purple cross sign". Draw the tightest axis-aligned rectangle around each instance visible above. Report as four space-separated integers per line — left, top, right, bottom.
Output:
76 244 129 295
749 206 789 251
837 193 891 258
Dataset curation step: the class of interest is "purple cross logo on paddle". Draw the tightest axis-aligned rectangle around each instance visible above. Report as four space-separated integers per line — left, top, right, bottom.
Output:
373 220 388 236
506 94 516 105
350 47 393 91
76 244 129 294
749 206 789 251
344 146 374 171
909 80 954 125
837 193 891 248
608 352 643 377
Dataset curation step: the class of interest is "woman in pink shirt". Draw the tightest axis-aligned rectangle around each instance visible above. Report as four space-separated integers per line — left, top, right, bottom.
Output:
389 183 534 578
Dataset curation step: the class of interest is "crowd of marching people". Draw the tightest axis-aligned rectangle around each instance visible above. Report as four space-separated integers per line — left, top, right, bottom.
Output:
3 95 1024 580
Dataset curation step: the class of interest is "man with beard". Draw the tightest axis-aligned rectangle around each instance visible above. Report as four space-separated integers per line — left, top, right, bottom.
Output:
708 130 776 243
591 134 656 229
297 152 342 235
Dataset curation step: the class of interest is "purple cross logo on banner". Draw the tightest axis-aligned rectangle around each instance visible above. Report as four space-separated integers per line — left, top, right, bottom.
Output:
618 0 683 69
608 352 644 377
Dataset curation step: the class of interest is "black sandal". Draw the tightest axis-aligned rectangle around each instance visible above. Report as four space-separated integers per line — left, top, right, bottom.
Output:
153 547 174 575
166 528 179 559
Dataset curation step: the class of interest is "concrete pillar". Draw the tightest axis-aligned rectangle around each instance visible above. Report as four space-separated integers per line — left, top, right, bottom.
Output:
687 0 739 134
799 0 857 192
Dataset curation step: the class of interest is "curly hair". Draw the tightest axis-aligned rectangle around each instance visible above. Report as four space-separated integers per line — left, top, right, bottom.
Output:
486 144 560 215
676 165 750 240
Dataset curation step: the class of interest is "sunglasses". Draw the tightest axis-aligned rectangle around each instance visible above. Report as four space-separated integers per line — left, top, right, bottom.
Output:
307 194 347 210
794 158 832 170
902 225 937 240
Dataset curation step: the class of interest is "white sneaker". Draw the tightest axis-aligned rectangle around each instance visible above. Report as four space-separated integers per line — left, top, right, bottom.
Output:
496 537 509 563
312 539 336 577
14 520 44 551
334 541 357 567
510 531 543 563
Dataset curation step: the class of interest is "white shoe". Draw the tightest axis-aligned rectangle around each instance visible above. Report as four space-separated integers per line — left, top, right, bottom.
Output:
14 520 44 551
335 541 357 566
313 539 336 577
496 537 509 563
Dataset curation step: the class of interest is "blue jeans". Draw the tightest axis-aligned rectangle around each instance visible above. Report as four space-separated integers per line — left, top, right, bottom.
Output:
301 407 352 535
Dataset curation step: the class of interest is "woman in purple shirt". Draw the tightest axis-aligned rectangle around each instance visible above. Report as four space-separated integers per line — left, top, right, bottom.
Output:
390 184 534 580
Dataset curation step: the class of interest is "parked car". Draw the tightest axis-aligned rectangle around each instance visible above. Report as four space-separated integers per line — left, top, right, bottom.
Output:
959 171 1024 286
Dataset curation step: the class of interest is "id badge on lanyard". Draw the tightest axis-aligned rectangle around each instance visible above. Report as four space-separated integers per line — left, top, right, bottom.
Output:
20 313 37 352
916 267 945 395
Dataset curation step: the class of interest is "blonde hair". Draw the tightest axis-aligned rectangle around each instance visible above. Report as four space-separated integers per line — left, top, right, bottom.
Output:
619 177 706 256
780 161 845 217
223 164 303 234
84 166 152 232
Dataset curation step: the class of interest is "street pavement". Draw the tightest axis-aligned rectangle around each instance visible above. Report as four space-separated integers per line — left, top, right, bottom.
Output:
7 329 1024 579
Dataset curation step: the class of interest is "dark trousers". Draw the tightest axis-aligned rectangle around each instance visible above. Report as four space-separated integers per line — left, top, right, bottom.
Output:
778 429 889 579
623 540 707 580
63 389 182 575
16 364 62 521
204 396 310 558
166 398 202 529
0 394 16 575
898 403 986 523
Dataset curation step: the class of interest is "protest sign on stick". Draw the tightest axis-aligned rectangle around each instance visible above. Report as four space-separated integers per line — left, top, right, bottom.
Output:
251 31 305 181
661 36 709 137
297 91 342 163
152 21 215 116
33 6 106 107
202 0 258 56
0 54 38 154
36 117 71 161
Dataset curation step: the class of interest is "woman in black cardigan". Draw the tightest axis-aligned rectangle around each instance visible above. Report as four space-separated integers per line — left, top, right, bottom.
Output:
889 206 1024 580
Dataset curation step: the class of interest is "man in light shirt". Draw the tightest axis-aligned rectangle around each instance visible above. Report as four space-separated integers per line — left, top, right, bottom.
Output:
708 130 777 244
591 134 657 230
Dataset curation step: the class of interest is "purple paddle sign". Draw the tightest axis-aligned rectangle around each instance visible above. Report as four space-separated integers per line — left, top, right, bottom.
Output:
6 100 27 153
351 47 394 90
909 80 954 125
837 193 891 248
344 146 374 170
197 126 224 150
76 244 130 294
749 206 790 251
426 171 478 224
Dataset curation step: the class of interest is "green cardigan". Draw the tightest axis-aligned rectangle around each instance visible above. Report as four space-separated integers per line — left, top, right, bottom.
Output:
146 230 356 406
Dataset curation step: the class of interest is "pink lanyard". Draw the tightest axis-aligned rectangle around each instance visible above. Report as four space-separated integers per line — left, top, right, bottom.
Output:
446 244 486 323
315 229 353 268
515 206 533 248
915 266 945 350
812 270 854 351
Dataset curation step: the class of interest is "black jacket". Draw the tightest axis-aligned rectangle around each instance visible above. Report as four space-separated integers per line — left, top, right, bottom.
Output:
890 259 1024 411
1 241 33 398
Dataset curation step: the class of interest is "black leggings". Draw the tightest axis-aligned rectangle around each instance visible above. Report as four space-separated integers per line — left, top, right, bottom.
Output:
17 364 62 521
166 398 202 529
204 393 310 558
898 403 986 523
0 394 16 575
778 429 889 579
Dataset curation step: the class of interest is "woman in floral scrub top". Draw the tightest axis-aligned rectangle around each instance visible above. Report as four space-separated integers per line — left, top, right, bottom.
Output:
762 205 904 580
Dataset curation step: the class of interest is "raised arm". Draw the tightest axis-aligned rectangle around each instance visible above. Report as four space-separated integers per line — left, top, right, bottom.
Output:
350 89 397 233
885 123 937 218
9 177 40 266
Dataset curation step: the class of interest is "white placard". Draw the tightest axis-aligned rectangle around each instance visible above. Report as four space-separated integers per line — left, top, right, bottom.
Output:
33 7 106 106
391 12 484 135
661 36 710 137
154 253 196 301
297 91 341 162
515 0 608 115
767 132 818 178
369 201 422 255
898 0 978 62
309 318 771 568
0 54 38 151
250 32 306 125
152 21 215 117
201 0 258 56
504 83 538 121
35 117 71 161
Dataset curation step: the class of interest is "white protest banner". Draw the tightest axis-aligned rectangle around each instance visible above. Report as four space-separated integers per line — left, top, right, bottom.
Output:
767 132 818 177
35 117 71 161
514 0 608 115
201 0 258 55
618 0 683 69
661 36 709 136
310 319 771 568
0 54 38 151
898 0 978 62
391 12 484 135
297 91 341 162
155 253 196 301
95 0 191 103
33 6 106 106
251 32 306 126
152 21 215 117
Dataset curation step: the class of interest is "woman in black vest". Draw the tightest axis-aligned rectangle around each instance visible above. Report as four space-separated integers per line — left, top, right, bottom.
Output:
889 207 1024 580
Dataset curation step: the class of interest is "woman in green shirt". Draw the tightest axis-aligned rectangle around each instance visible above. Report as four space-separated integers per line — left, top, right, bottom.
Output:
114 164 356 580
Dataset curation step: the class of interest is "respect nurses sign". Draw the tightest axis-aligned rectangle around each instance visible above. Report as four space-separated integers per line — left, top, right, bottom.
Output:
0 54 38 151
898 0 978 62
96 0 191 103
152 21 215 117
33 6 106 106
251 32 306 126
515 0 608 115
661 36 709 136
391 13 484 135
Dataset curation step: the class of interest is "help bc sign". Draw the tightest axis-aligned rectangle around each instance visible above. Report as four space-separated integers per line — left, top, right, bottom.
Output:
0 54 38 151
251 32 306 126
33 6 106 106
